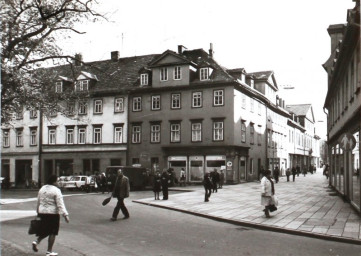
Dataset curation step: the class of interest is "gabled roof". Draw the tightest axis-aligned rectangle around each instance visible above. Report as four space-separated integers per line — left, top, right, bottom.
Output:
148 50 193 67
80 71 98 81
247 70 278 90
286 104 311 116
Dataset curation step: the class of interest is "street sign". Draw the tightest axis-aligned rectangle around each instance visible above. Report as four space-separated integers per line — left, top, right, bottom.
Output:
339 133 357 151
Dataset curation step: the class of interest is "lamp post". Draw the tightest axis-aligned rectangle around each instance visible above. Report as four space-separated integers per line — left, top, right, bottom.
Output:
38 107 43 188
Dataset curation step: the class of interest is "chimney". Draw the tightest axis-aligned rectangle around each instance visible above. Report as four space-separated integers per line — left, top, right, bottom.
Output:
111 51 119 61
177 45 187 54
327 24 346 54
209 43 214 58
74 53 83 66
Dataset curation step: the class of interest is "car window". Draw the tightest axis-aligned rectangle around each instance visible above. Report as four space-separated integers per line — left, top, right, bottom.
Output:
81 177 86 181
71 177 80 181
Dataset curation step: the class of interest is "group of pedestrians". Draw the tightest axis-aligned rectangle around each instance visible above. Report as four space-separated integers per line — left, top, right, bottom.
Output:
152 169 174 200
202 168 225 202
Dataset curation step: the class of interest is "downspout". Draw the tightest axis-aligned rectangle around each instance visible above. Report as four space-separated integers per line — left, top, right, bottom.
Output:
323 107 331 186
38 107 43 188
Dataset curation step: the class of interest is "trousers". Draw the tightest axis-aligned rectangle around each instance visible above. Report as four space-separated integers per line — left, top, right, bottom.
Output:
112 197 129 218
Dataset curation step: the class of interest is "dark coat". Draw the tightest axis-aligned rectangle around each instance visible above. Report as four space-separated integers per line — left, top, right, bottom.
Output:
203 175 213 189
161 172 169 188
153 177 162 192
112 176 130 198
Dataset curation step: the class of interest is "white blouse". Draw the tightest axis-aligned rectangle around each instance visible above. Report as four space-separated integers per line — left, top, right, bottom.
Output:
37 185 69 216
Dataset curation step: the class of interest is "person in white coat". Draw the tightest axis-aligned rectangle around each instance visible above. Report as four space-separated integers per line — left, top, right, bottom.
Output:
261 169 275 218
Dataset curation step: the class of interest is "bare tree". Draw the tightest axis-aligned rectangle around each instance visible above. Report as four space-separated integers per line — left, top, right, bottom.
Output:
1 0 105 123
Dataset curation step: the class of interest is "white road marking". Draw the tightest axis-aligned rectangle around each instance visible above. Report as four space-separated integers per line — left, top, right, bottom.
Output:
0 210 37 222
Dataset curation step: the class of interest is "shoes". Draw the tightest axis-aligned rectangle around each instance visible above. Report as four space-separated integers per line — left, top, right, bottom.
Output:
32 241 38 252
46 252 58 256
205 200 209 202
123 216 129 219
110 217 117 221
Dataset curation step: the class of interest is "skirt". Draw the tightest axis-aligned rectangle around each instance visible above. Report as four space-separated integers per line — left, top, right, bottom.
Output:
36 214 60 237
261 195 272 206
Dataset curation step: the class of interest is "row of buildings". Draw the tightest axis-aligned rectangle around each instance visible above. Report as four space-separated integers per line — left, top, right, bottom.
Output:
2 44 322 188
323 0 360 213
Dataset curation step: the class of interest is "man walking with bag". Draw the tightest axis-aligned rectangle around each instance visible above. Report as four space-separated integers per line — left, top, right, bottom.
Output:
110 169 130 221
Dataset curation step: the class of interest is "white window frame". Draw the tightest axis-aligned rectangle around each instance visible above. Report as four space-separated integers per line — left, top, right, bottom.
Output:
174 66 181 80
78 101 87 115
30 109 37 119
192 92 202 108
241 94 246 109
241 121 246 143
191 123 202 142
49 129 56 144
258 102 262 115
171 94 181 109
114 97 124 113
55 81 63 93
94 99 103 114
3 130 10 147
250 124 255 144
76 80 89 91
250 99 254 112
200 68 209 80
16 130 23 146
78 128 86 144
132 125 141 143
213 121 224 141
151 124 161 143
140 74 149 86
257 125 262 145
133 97 142 111
93 127 102 144
213 90 224 106
30 129 37 146
114 126 123 143
160 67 168 81
170 123 181 143
66 128 74 144
151 95 161 110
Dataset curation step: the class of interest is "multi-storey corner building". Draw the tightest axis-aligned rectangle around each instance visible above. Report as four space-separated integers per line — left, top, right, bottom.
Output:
1 45 322 187
323 0 360 213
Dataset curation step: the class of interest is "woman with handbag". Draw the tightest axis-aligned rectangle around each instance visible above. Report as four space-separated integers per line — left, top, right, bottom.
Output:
32 175 69 256
261 169 275 218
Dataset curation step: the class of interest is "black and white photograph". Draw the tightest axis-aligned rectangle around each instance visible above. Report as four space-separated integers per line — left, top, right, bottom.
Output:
1 0 361 255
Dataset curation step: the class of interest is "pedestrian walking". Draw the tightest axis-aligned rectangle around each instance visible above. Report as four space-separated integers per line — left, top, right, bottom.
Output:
203 172 213 202
32 175 69 256
100 172 108 194
179 168 186 187
110 169 130 221
212 169 220 193
296 165 300 177
153 172 161 200
219 169 225 188
286 168 290 182
303 167 307 177
273 166 280 183
323 164 329 179
291 166 296 182
161 170 170 200
261 170 275 218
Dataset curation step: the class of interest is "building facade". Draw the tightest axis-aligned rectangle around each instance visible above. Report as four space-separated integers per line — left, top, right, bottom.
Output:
323 1 360 213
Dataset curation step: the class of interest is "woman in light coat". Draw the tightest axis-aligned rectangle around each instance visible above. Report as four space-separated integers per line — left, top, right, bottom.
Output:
261 169 275 218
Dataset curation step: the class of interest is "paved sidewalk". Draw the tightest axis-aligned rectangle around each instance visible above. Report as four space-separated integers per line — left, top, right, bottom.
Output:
134 170 361 244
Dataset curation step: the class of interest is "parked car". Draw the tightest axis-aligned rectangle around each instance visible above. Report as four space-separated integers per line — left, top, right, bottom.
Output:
57 176 72 188
83 175 98 193
63 176 88 190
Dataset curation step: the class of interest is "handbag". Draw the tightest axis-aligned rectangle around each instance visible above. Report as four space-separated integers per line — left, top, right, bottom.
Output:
268 204 278 212
102 196 112 206
28 218 41 235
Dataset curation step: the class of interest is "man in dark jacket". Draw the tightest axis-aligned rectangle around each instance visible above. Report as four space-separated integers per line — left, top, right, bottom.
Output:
161 170 170 200
273 166 280 183
203 172 213 202
111 169 130 221
291 167 297 182
212 169 220 193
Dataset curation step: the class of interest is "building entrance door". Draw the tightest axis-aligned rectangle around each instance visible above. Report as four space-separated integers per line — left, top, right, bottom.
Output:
239 157 246 181
15 160 32 188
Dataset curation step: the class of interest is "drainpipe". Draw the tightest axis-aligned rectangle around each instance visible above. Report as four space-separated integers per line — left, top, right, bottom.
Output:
38 107 43 188
323 107 331 186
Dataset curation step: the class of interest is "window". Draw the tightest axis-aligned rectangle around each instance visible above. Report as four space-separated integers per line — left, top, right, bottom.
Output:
258 102 262 115
213 90 224 106
3 129 10 147
48 128 56 144
151 95 161 110
257 125 262 145
160 67 168 81
133 97 142 111
132 158 140 165
93 127 102 144
192 92 202 108
30 128 37 146
67 102 75 115
213 121 224 141
241 121 246 143
250 123 254 144
78 128 86 144
114 126 123 143
191 123 202 142
200 68 209 80
55 81 63 93
114 98 124 113
151 124 161 143
132 125 141 143
16 109 23 120
241 94 246 109
140 74 148 86
66 128 74 144
171 94 181 109
250 99 254 112
174 66 181 80
16 129 23 146
249 159 254 175
30 109 37 119
94 99 103 114
78 101 87 115
170 123 181 142
75 80 89 91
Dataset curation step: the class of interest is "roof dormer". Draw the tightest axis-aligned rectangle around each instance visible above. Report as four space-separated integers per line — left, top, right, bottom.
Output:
54 76 73 93
75 71 98 92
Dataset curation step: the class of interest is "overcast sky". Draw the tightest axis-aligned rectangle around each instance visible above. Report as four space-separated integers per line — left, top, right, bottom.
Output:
59 0 355 139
